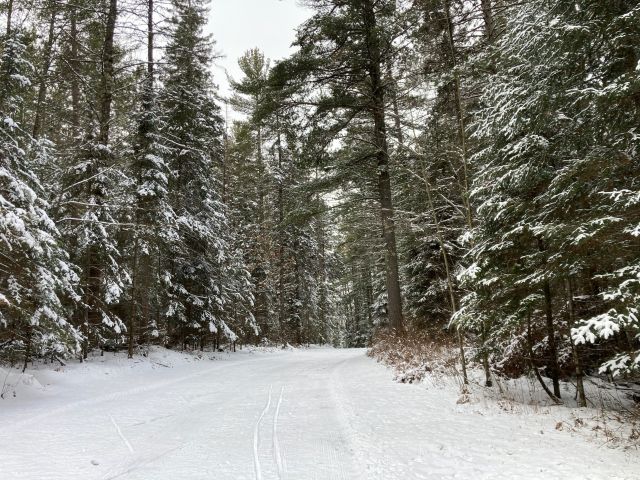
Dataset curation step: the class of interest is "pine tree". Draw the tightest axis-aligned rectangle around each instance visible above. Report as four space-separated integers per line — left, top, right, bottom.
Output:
271 0 406 332
229 49 274 344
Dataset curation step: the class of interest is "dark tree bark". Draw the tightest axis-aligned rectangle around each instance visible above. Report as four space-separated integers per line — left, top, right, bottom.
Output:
22 323 32 373
527 314 561 404
5 0 13 36
535 236 561 400
317 214 327 339
276 117 286 346
542 277 562 398
566 278 586 407
128 242 138 359
361 0 404 333
129 0 155 358
32 7 57 138
83 0 118 343
481 0 495 40
98 0 117 145
68 6 81 131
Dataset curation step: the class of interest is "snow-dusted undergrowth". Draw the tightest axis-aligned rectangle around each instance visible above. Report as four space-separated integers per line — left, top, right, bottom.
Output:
368 333 640 450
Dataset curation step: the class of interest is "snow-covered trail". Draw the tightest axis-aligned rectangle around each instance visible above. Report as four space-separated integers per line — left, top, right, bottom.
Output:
1 348 638 480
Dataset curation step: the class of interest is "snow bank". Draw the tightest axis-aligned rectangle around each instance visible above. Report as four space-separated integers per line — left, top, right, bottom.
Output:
0 368 43 399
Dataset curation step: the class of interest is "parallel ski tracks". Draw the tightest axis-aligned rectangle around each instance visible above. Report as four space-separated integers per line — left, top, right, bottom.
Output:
253 384 286 480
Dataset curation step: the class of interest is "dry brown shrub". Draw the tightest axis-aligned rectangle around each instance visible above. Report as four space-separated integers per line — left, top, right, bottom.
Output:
368 327 459 384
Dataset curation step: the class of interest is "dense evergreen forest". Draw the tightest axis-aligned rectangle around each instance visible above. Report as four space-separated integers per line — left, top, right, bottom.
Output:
0 0 638 402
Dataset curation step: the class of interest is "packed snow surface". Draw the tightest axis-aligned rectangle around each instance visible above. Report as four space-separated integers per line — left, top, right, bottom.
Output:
1 347 638 479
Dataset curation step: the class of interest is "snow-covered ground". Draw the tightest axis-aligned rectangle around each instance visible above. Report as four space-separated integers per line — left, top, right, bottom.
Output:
1 347 638 479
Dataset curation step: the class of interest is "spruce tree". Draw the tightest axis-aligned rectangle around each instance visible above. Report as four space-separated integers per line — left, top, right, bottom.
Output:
126 0 175 356
56 0 129 356
160 0 250 348
458 0 640 392
0 27 80 366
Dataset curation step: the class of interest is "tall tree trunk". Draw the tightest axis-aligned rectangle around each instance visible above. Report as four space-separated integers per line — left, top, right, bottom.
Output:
222 100 228 205
32 7 57 138
69 6 80 132
352 263 362 344
130 0 155 358
84 0 118 339
542 277 562 398
317 213 328 340
276 117 286 346
22 323 32 373
5 0 13 36
98 0 117 145
527 313 561 404
480 0 495 40
142 0 155 345
362 0 404 333
254 125 268 342
294 240 302 345
480 326 492 387
146 0 153 80
82 250 90 359
565 278 586 407
257 126 265 227
128 238 138 359
443 0 473 230
535 237 561 398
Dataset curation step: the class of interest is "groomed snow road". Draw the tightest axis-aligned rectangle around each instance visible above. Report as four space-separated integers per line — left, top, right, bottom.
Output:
1 348 639 480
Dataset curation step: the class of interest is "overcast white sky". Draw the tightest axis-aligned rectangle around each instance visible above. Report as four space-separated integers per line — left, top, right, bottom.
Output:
207 0 312 103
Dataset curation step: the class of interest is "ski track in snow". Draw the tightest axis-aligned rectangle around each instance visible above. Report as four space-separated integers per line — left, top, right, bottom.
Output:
273 386 285 480
110 415 134 453
1 348 639 480
4 361 230 430
101 446 182 480
253 385 272 480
